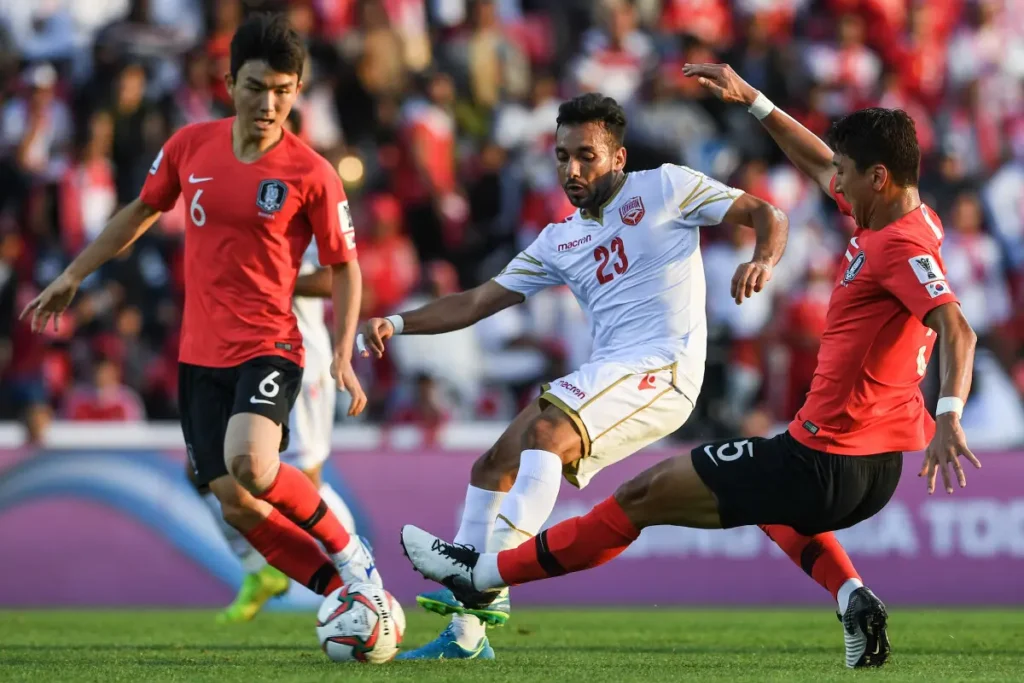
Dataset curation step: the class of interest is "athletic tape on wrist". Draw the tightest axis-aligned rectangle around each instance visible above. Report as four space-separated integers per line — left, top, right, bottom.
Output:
748 92 775 121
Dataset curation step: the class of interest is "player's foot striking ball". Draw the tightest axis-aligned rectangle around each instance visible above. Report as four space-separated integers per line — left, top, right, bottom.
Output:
400 65 983 669
22 12 372 601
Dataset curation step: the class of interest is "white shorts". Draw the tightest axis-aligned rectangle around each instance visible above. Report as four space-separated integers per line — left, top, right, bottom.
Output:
280 371 336 471
542 359 694 489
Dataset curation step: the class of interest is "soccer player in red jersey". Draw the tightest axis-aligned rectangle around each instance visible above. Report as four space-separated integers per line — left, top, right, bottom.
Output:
22 14 380 597
400 64 981 669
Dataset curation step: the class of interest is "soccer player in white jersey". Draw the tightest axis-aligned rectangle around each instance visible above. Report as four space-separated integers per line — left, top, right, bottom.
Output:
358 93 789 659
196 244 361 623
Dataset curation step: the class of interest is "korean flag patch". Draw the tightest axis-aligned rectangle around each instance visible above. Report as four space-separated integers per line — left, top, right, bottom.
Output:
926 281 952 299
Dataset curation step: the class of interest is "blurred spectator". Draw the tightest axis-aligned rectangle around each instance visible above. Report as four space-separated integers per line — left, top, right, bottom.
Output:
358 193 420 318
62 355 145 421
0 0 1019 448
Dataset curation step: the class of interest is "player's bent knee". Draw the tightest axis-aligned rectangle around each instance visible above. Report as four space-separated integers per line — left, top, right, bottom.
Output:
612 472 659 530
227 451 280 494
612 455 722 530
522 405 583 463
470 444 518 491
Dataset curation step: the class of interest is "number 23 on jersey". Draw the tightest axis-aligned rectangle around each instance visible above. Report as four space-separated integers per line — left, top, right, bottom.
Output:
595 237 629 285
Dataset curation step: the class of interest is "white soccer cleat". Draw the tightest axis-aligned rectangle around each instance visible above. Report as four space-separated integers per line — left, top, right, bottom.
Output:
839 586 890 668
399 525 501 610
334 535 383 588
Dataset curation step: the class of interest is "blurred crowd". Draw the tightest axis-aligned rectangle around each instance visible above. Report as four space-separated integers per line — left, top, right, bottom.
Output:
0 0 1022 447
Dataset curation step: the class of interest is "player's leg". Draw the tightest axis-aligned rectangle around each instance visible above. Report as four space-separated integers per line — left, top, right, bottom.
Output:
289 373 357 534
225 357 379 588
186 462 288 622
178 362 331 597
400 449 721 593
758 525 863 614
398 403 541 660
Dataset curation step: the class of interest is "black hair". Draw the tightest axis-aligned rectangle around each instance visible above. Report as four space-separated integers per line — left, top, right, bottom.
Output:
229 12 305 80
827 108 920 187
556 93 627 147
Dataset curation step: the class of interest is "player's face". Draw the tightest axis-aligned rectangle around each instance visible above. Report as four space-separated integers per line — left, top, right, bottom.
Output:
833 153 896 226
226 61 302 141
555 122 627 209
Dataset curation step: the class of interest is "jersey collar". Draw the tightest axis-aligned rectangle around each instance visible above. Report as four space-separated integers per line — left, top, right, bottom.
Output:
580 174 628 224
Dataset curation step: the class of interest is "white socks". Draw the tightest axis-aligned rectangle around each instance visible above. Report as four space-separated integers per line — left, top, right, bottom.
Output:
319 482 357 534
473 552 504 591
450 450 562 649
202 491 266 574
489 449 563 552
837 578 864 614
449 485 507 647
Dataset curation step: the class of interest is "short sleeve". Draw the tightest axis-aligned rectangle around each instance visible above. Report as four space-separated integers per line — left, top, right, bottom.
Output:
493 235 563 298
828 174 854 216
306 166 357 265
139 130 185 212
878 237 959 321
661 164 743 228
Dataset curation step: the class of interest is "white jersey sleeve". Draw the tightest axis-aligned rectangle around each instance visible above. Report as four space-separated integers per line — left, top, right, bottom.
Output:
493 229 564 298
661 164 743 229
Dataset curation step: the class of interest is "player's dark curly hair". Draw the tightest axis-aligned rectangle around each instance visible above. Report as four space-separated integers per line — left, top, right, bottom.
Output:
827 108 920 187
556 93 628 147
229 12 305 80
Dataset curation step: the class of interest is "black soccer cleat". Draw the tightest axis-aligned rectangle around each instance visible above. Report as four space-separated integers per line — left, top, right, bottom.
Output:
839 586 891 668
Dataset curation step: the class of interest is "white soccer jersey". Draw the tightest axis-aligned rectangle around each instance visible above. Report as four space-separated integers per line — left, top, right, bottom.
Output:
494 164 742 399
294 243 334 379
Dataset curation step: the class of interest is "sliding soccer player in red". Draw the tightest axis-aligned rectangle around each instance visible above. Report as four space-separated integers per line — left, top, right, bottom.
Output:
23 13 380 596
401 65 980 670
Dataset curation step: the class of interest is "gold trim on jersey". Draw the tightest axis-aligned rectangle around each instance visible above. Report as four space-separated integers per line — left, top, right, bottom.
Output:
498 251 548 279
683 191 738 220
540 389 592 458
580 174 628 224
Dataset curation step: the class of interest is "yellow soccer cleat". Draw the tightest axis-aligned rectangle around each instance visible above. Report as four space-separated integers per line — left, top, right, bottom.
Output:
215 565 290 624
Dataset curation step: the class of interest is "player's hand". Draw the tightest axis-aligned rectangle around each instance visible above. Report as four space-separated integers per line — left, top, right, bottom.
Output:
920 413 981 494
331 354 367 417
356 317 395 359
731 260 772 305
20 271 80 333
682 63 759 107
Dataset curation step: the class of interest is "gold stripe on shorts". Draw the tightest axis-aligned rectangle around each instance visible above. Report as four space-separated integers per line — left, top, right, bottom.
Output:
495 514 535 539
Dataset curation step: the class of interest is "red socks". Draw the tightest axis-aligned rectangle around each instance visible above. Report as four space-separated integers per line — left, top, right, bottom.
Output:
258 463 351 554
497 496 640 586
243 509 342 595
759 525 860 599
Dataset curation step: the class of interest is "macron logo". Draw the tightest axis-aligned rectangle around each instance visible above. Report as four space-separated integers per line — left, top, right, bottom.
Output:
557 234 592 252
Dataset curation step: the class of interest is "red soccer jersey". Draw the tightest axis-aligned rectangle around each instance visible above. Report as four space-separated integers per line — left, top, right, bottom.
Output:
140 118 356 368
788 179 959 454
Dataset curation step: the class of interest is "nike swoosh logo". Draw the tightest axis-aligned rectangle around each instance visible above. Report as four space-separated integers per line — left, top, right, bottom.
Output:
188 174 213 183
703 445 718 466
249 396 274 405
365 564 376 579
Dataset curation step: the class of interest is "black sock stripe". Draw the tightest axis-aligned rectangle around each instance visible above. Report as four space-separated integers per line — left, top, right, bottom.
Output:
534 530 567 577
307 561 336 595
298 500 328 530
800 539 825 577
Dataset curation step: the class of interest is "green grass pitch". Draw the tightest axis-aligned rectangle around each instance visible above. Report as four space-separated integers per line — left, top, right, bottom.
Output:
1 608 1020 682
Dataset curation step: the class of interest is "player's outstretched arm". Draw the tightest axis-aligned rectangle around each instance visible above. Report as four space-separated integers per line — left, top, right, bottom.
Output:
357 280 524 358
294 267 332 298
921 303 980 494
683 63 835 194
20 198 161 332
721 193 789 305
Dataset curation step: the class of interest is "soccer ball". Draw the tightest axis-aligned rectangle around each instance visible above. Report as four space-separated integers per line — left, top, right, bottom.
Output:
316 583 406 664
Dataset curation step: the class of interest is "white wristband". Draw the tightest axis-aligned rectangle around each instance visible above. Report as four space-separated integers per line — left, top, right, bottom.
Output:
936 397 964 418
748 92 775 121
385 314 405 335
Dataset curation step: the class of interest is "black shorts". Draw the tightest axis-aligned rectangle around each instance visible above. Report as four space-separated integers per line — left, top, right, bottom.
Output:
691 431 903 536
179 355 302 486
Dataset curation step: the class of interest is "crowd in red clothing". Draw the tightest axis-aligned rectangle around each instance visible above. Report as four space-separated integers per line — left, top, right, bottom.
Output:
0 0 1021 445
